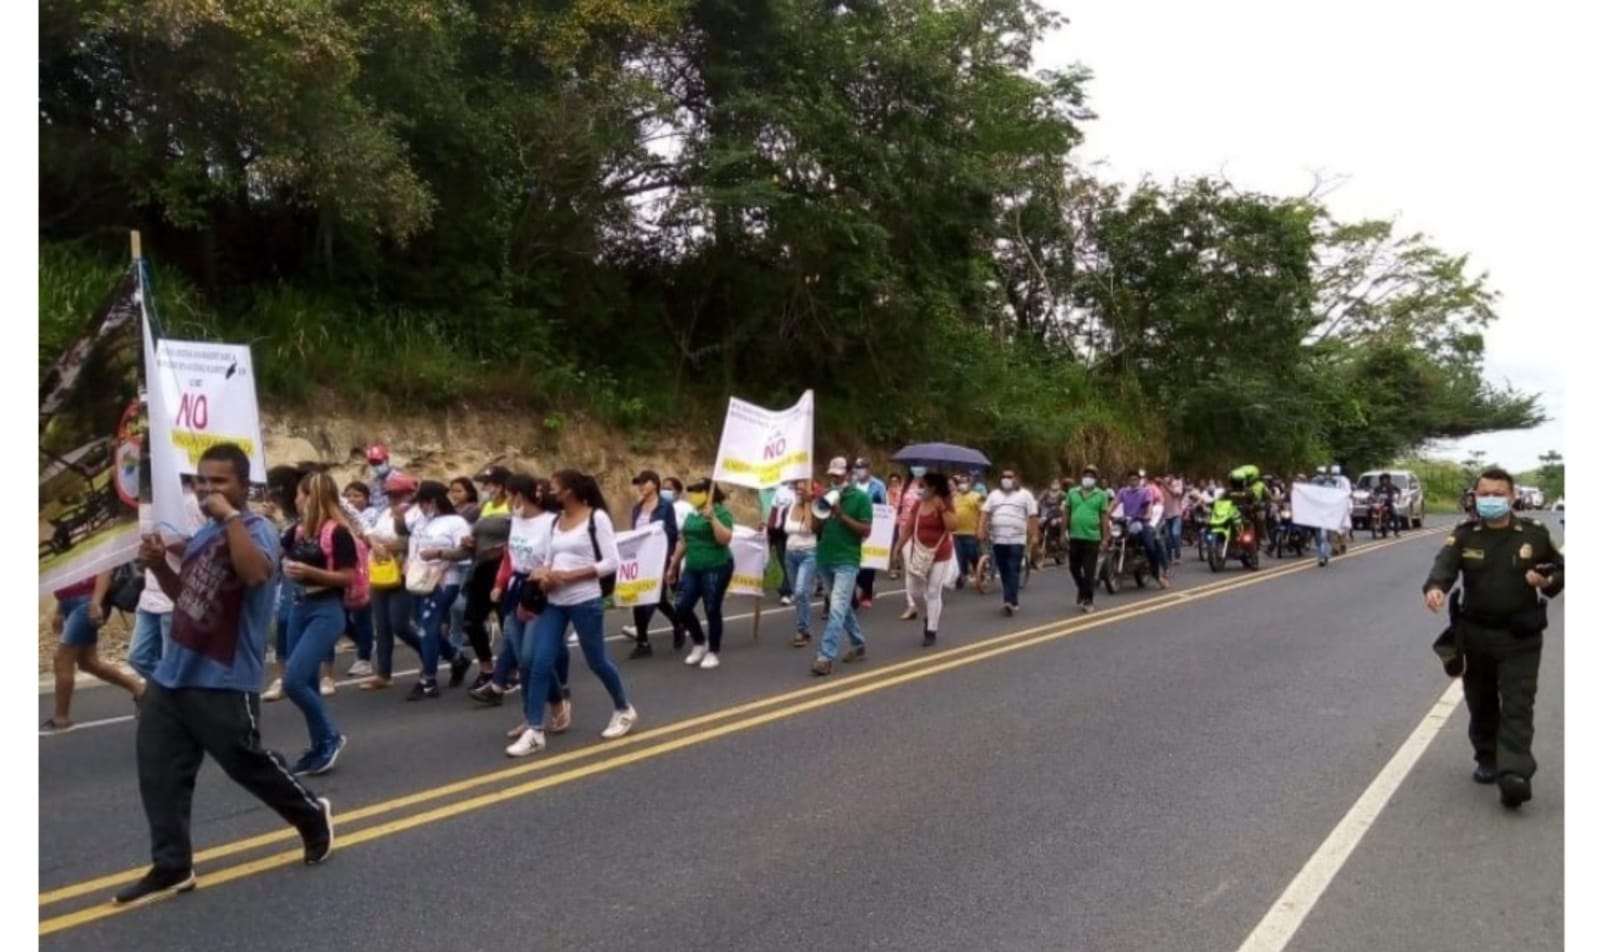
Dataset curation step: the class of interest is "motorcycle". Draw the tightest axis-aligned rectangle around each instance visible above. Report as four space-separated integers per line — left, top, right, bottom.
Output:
1369 497 1399 539
1206 501 1260 572
1039 515 1067 567
1268 504 1308 559
1098 518 1151 594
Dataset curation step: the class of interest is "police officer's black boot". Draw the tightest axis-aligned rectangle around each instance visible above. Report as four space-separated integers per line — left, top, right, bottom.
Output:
1472 761 1496 784
1498 772 1532 808
922 625 936 648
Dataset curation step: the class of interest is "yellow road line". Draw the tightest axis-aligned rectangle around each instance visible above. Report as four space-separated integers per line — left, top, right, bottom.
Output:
38 531 1435 934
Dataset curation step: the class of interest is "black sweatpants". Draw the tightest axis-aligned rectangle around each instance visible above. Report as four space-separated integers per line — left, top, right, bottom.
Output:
1068 539 1101 605
462 562 498 664
137 682 325 875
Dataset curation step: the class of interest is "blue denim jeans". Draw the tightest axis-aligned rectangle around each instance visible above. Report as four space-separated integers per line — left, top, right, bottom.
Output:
510 605 571 725
372 587 423 678
954 536 980 586
418 584 463 681
285 596 345 751
128 609 173 677
785 547 818 636
1163 516 1182 561
344 605 374 662
676 562 733 653
525 598 626 730
1136 524 1169 579
992 543 1024 606
1315 528 1333 563
56 596 99 647
817 564 866 662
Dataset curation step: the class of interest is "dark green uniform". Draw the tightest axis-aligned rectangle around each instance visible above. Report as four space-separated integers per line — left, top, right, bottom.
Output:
1423 517 1564 786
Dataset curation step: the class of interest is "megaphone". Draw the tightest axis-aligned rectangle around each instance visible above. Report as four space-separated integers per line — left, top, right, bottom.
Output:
812 489 841 520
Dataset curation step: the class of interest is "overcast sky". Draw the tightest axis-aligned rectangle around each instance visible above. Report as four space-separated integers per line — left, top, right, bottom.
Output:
1037 1 1575 473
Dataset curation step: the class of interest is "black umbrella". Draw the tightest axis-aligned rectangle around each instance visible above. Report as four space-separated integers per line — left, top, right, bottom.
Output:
891 442 992 471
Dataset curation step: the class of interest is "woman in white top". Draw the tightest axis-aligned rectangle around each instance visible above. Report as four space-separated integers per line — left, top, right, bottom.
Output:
405 481 476 700
475 475 573 738
509 469 638 757
360 473 425 690
782 478 821 647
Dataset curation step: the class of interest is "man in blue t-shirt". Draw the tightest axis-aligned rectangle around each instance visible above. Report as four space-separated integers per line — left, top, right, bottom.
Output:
116 444 334 908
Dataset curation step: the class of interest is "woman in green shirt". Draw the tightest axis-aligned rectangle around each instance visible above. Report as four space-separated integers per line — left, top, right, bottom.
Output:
668 479 735 670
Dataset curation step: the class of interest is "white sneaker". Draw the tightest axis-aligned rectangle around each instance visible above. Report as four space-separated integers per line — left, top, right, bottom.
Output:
320 676 337 697
347 660 373 678
684 645 709 666
262 678 284 702
621 624 638 638
699 652 721 670
566 632 579 647
505 728 546 758
779 596 794 607
601 706 638 740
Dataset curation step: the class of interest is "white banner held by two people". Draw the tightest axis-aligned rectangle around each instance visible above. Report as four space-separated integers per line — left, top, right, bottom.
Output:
611 522 670 608
1290 482 1352 533
711 390 815 490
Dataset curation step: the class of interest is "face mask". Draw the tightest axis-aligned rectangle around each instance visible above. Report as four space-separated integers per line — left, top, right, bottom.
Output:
661 490 676 503
688 491 709 509
1081 477 1096 489
1050 483 1061 492
1001 478 1015 492
910 466 926 479
854 469 868 482
1475 496 1511 519
373 463 391 477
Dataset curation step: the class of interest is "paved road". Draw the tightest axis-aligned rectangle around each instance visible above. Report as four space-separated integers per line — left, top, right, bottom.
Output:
38 520 1564 950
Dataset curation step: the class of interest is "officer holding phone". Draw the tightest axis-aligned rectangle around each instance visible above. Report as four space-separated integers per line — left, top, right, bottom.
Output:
1423 466 1564 809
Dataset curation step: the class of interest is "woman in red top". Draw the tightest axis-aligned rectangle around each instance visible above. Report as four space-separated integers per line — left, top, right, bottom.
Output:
901 472 957 647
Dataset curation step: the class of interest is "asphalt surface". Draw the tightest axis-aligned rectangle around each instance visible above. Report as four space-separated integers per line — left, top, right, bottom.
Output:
38 519 1565 950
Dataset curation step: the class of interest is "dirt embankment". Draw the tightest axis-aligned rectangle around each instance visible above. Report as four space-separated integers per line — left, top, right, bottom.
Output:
38 408 818 675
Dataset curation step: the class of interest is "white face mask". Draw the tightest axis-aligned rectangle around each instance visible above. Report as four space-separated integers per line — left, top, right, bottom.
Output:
1081 476 1096 489
1000 478 1015 492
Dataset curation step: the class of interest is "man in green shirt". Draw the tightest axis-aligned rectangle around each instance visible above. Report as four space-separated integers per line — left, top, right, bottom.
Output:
812 456 874 676
1065 464 1113 613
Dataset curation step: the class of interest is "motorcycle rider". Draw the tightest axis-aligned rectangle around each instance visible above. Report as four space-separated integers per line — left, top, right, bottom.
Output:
1373 472 1403 537
1039 478 1066 559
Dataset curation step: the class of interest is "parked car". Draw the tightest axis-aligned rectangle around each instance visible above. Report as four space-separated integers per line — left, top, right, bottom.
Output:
1351 469 1425 530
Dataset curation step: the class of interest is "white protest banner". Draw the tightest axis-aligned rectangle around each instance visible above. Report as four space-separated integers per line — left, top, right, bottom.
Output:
611 522 669 608
729 526 770 597
147 338 267 486
712 390 815 490
1290 482 1352 532
860 503 896 570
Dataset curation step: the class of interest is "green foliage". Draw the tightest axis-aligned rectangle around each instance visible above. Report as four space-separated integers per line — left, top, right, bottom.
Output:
38 0 1545 470
1399 457 1475 514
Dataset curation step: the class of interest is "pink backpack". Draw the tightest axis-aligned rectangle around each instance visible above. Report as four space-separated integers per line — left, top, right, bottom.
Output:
320 521 372 610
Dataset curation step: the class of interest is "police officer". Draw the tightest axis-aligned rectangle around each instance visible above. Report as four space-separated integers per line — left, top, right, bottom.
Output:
1423 466 1564 809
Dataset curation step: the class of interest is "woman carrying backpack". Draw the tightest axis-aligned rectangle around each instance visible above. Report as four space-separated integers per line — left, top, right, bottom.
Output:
509 469 637 758
279 472 362 775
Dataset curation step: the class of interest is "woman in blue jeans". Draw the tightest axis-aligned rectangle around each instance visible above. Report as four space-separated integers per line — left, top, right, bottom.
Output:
509 469 637 758
670 479 735 670
279 472 360 775
405 481 476 700
783 480 820 647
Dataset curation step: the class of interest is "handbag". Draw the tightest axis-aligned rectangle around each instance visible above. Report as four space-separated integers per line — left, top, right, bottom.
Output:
369 553 401 590
906 533 945 580
405 557 446 596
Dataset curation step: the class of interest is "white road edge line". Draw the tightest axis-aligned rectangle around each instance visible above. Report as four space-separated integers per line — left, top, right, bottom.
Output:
1233 680 1464 952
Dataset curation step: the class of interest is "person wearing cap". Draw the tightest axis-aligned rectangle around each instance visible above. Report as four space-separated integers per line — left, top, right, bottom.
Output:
365 444 394 512
358 472 426 690
1066 465 1113 612
668 479 735 670
850 458 889 608
623 470 682 659
811 457 873 676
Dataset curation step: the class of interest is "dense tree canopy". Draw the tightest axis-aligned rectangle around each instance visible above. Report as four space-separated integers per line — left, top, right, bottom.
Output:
39 0 1544 474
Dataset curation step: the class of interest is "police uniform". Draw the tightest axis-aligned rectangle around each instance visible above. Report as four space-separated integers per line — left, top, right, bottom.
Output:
1424 516 1564 806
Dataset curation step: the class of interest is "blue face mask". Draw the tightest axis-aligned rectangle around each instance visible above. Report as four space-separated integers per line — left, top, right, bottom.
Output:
661 490 676 503
1475 496 1510 520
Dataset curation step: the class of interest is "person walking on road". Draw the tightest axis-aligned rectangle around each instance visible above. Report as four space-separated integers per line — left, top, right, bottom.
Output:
670 479 736 670
812 456 874 676
979 467 1039 616
623 470 683 658
784 478 821 648
1424 466 1564 809
119 443 332 908
902 472 957 647
1066 466 1113 613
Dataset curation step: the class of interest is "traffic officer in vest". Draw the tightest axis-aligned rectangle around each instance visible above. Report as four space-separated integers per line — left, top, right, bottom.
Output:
1423 466 1564 809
